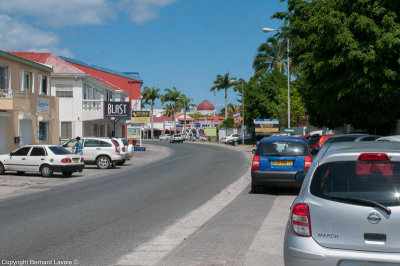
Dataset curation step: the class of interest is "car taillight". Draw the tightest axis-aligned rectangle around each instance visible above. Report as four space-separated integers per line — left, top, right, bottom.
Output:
80 157 84 162
122 146 126 152
304 155 312 171
61 158 72 163
358 153 389 161
252 155 260 170
292 203 311 237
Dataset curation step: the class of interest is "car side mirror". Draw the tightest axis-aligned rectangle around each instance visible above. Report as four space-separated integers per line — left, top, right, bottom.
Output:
295 171 307 183
252 149 256 154
9 152 14 156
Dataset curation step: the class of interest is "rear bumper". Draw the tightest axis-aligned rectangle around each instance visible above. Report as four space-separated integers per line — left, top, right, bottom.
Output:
284 223 400 266
52 164 85 172
251 170 301 187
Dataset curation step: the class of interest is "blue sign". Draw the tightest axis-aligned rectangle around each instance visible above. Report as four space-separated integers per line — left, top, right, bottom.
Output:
195 123 201 127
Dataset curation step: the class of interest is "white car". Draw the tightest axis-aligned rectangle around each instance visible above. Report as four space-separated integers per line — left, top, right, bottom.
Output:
170 134 184 143
120 138 134 160
62 137 125 169
0 145 84 177
159 134 171 141
220 134 241 143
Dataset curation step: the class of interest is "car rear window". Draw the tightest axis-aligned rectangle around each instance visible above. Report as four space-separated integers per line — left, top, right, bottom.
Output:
256 141 307 156
49 146 71 155
121 139 129 146
324 136 359 145
307 136 321 145
310 161 400 207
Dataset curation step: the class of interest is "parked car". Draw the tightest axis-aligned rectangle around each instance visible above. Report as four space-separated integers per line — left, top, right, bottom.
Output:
220 134 241 143
112 138 129 165
120 138 134 160
0 145 84 177
169 134 184 143
376 135 400 142
226 134 255 145
308 134 338 156
159 134 171 141
323 134 381 147
62 137 125 169
284 141 400 265
251 136 312 192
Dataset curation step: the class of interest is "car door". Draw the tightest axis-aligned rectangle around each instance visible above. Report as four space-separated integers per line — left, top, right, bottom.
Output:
27 147 47 172
4 147 32 171
83 139 101 162
62 139 77 153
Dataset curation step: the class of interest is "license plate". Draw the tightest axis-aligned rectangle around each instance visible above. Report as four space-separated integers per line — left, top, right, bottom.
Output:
272 160 293 166
73 158 79 163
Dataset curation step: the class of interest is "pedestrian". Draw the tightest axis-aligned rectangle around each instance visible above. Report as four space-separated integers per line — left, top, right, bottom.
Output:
74 136 83 155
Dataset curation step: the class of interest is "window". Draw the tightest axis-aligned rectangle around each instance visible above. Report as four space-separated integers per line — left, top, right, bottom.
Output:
30 147 46 156
56 84 73 98
12 147 31 156
41 75 49 95
0 66 9 92
84 139 101 147
22 71 32 92
49 146 71 155
39 122 48 141
256 141 308 156
100 141 112 147
61 122 72 139
63 140 77 148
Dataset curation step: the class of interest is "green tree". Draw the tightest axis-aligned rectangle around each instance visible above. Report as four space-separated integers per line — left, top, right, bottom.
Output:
210 73 236 119
162 87 182 134
274 0 400 132
179 94 196 135
162 103 174 133
141 86 161 139
253 37 285 75
218 118 235 129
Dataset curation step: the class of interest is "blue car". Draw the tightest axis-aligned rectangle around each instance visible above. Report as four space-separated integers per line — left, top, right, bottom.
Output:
251 136 312 192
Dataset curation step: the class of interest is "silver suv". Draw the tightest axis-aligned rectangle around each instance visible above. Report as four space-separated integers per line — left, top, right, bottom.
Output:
284 141 400 265
62 137 125 169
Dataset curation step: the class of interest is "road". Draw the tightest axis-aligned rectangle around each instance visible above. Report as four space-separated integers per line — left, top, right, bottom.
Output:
0 142 250 265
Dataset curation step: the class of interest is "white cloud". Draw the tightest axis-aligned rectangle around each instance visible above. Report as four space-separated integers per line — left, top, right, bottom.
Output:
0 0 115 28
123 0 180 24
0 15 72 56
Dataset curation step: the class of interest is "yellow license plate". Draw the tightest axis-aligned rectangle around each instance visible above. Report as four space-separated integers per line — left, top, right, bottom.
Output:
273 160 293 166
73 158 79 163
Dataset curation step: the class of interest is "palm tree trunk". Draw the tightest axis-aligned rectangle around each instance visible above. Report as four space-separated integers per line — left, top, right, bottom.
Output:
151 103 154 139
173 111 177 134
163 116 165 133
224 88 228 119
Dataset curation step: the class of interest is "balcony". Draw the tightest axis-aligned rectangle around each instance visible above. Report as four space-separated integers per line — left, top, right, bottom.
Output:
82 99 104 121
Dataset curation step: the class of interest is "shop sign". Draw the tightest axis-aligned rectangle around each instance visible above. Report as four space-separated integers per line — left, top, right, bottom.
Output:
254 118 279 135
127 125 141 139
37 98 50 113
131 111 150 124
205 127 217 137
104 102 131 119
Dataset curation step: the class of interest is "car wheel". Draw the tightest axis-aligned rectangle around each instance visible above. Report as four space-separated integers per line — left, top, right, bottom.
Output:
117 159 126 166
251 183 259 193
62 171 73 177
234 141 239 146
40 165 53 178
96 156 110 169
0 163 4 175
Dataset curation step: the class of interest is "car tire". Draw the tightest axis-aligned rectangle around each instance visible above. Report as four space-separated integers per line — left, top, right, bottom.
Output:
40 165 53 178
62 171 73 177
0 163 4 175
96 156 110 169
234 141 238 146
117 159 126 166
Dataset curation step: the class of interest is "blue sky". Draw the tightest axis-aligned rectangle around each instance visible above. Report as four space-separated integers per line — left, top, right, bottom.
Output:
0 0 286 110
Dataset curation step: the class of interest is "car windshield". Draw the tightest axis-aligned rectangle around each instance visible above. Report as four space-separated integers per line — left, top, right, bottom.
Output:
307 136 321 145
324 135 361 145
256 141 307 156
49 146 71 155
310 161 400 207
174 135 181 137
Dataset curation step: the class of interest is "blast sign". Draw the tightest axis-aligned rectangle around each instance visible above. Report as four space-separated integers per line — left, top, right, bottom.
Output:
104 102 131 119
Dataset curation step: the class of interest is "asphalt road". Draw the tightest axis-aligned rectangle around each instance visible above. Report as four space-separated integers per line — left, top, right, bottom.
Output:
0 142 248 266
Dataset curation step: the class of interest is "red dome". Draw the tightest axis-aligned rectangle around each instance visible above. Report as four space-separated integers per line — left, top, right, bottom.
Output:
197 100 215 111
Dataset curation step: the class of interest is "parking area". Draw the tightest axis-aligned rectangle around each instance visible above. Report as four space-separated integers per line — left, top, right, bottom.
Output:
0 144 171 200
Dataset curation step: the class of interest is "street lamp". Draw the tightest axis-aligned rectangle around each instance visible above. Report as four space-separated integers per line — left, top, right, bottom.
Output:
262 27 291 129
230 79 245 145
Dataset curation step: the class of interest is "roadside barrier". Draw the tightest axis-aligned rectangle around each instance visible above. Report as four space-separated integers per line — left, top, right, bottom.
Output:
134 146 146 152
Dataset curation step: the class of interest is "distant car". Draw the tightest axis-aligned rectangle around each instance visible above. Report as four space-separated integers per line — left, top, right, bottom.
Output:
251 136 312 192
221 134 241 143
0 145 84 177
323 134 381 147
170 134 184 143
159 134 171 141
120 138 134 160
112 138 129 165
284 141 400 266
62 137 125 169
308 134 338 155
376 135 400 142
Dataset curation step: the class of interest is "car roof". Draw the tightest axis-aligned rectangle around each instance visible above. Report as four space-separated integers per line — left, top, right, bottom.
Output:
20 144 57 147
259 136 307 143
376 135 400 141
321 141 400 157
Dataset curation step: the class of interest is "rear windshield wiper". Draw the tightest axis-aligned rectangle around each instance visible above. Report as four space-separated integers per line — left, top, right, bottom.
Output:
329 196 391 215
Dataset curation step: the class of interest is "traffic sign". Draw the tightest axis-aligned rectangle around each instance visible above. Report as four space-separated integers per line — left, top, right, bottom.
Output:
283 128 295 133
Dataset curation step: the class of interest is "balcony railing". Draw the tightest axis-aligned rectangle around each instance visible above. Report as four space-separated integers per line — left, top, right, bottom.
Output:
82 99 104 121
0 89 12 98
82 99 103 110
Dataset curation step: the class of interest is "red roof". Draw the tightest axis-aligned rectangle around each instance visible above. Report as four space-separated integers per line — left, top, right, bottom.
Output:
197 100 215 111
152 115 174 123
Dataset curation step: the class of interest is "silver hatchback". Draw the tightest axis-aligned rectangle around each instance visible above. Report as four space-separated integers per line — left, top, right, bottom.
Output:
284 142 400 265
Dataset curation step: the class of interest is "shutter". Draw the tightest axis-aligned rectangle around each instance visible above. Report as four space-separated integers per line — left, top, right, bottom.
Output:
20 69 24 91
31 72 35 93
39 74 42 94
47 76 50 96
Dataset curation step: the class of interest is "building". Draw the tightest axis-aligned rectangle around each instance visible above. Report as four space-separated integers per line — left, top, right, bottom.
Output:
11 52 130 141
0 51 59 153
196 100 216 116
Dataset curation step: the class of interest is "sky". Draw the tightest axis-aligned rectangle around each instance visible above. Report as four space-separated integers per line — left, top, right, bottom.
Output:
0 0 287 111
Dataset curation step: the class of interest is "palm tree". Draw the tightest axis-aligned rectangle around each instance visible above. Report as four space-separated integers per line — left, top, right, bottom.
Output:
162 87 182 134
253 36 285 75
162 103 174 133
232 78 246 104
141 86 161 139
210 72 236 119
179 94 196 135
